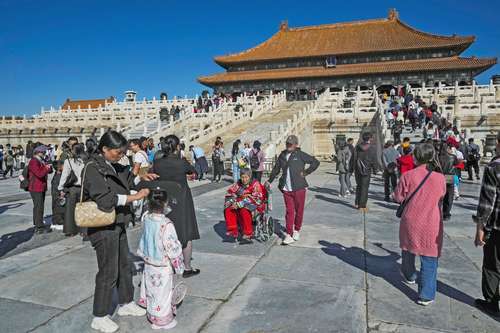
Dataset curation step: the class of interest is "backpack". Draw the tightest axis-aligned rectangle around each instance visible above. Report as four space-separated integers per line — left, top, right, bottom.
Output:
5 154 14 166
386 162 397 174
212 149 221 162
356 158 369 176
19 165 29 191
250 151 260 170
468 145 480 161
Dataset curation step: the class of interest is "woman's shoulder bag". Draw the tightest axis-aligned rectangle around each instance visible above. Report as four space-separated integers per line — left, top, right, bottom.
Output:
396 170 432 218
63 160 78 188
75 162 116 228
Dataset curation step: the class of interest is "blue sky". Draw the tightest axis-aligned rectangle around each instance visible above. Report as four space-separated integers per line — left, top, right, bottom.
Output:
1 0 499 116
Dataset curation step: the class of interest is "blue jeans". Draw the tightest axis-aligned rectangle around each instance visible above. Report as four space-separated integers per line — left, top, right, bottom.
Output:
232 163 240 183
401 250 438 301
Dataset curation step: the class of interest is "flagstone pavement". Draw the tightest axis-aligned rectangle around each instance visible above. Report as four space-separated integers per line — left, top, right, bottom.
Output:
0 164 498 333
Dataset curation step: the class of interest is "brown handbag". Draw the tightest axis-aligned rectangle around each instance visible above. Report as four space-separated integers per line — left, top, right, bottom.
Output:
75 162 116 228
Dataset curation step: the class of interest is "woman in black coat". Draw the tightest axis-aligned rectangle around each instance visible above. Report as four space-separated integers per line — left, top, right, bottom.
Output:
152 134 201 278
82 131 154 333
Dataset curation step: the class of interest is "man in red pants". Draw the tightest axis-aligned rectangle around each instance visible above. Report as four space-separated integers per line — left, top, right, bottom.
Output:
224 168 263 244
266 135 320 245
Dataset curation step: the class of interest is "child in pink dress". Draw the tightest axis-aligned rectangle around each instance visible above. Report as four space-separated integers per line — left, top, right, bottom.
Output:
137 189 186 330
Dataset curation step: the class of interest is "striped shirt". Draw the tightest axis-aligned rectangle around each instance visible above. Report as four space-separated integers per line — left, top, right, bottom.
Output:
474 157 500 230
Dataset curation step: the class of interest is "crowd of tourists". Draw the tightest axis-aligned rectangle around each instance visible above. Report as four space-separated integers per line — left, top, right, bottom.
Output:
9 86 500 328
330 88 500 313
19 132 203 331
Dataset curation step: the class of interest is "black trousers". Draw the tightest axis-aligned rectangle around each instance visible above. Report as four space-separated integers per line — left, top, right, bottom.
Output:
467 160 480 179
4 165 13 177
64 186 80 235
30 191 46 229
442 184 454 218
252 171 263 183
482 229 500 303
355 172 371 208
213 161 223 181
88 224 134 317
383 170 397 198
51 193 65 225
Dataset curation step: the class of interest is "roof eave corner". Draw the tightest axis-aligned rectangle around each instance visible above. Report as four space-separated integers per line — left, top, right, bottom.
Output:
455 36 476 54
214 57 230 69
197 76 213 86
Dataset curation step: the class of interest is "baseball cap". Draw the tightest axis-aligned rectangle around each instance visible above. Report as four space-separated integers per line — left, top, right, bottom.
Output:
286 135 299 145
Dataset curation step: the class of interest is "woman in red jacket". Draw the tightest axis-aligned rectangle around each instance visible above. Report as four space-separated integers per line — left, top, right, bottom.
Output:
28 144 53 234
397 146 415 175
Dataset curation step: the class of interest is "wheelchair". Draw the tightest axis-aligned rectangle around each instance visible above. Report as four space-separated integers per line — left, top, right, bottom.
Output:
254 184 274 242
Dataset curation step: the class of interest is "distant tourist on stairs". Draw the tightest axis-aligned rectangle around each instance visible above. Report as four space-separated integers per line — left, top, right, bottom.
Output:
437 142 458 221
211 139 225 183
231 139 244 183
397 146 414 176
382 140 399 202
346 138 355 193
189 145 208 181
266 135 320 245
353 132 377 212
337 141 352 198
466 138 481 180
249 140 265 183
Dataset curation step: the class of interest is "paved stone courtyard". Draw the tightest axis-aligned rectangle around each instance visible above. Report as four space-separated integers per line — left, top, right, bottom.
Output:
0 164 498 333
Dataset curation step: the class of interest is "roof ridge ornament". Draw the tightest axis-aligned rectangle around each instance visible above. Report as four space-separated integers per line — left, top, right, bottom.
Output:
280 20 288 31
388 8 399 20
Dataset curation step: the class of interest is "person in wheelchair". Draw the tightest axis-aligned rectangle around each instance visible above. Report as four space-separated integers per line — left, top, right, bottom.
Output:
224 168 263 244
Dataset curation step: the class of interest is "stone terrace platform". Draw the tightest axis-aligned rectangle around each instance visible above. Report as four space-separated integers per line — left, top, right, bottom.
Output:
0 165 498 333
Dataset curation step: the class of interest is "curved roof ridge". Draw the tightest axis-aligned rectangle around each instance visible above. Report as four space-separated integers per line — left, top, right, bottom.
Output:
214 30 283 64
214 14 478 65
289 17 389 31
395 18 474 42
198 56 497 86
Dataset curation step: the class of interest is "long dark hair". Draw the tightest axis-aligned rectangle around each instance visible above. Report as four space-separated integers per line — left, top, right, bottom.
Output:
85 139 98 156
232 139 241 156
72 143 88 162
161 135 180 157
98 130 128 153
253 140 261 152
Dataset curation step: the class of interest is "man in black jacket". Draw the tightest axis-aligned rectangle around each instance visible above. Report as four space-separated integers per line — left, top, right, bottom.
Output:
266 135 320 245
439 143 458 220
474 131 500 317
347 138 355 192
354 132 377 212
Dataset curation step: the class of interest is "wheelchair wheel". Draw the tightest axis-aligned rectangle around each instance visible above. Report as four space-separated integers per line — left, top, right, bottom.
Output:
266 216 274 236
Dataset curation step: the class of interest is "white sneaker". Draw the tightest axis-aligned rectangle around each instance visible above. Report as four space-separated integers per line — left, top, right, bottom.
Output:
345 191 351 196
416 298 434 306
117 302 146 316
152 319 178 330
292 231 300 241
50 224 63 231
91 316 119 333
282 234 295 245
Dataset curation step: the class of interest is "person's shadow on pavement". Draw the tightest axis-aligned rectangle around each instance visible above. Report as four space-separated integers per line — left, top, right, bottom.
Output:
318 240 476 307
0 227 34 258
